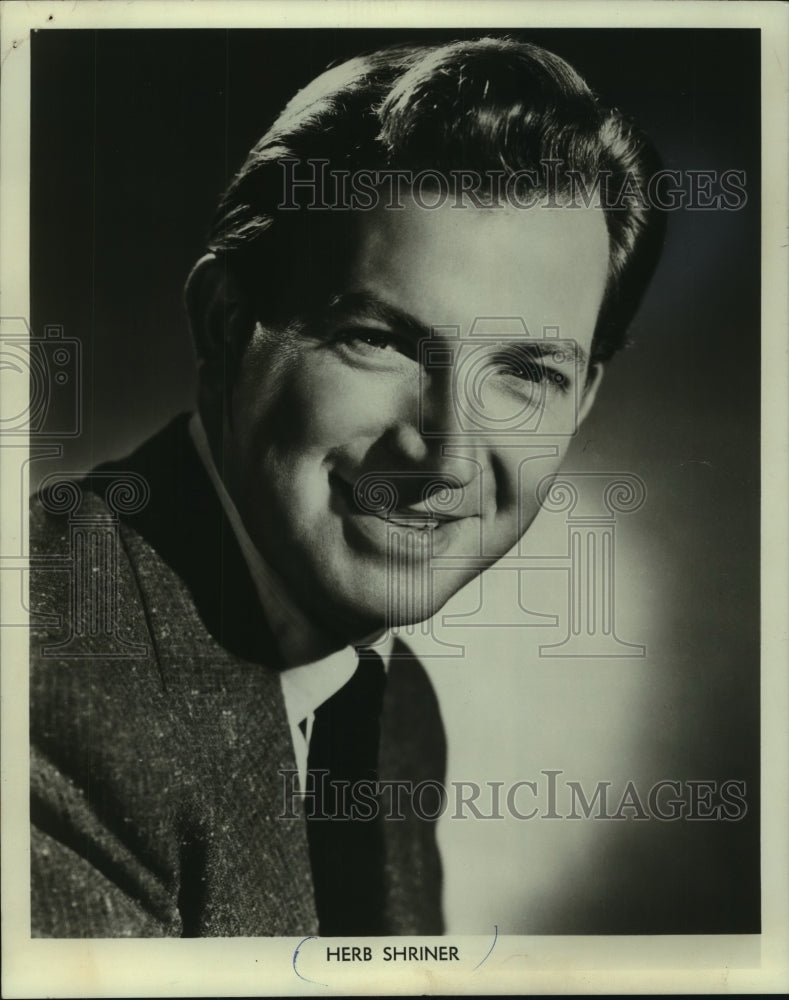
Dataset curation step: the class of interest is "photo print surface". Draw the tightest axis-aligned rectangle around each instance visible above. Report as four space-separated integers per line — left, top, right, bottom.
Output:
22 26 760 941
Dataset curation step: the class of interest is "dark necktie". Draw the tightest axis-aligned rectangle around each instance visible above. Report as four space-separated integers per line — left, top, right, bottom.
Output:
305 647 387 936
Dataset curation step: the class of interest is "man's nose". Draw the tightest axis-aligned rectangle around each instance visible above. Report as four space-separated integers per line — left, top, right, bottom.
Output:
383 369 478 482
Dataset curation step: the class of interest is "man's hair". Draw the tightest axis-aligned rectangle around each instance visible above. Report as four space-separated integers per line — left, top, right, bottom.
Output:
206 36 665 363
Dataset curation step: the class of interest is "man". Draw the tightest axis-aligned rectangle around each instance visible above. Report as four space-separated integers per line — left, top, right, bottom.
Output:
29 37 664 937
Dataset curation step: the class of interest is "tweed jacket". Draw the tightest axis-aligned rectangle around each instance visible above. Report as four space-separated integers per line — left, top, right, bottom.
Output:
30 414 446 937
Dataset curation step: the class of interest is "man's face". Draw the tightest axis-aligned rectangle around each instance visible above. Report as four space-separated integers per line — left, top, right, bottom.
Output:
220 194 609 642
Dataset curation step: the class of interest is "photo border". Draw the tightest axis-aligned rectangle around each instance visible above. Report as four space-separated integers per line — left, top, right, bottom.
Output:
1 1 787 995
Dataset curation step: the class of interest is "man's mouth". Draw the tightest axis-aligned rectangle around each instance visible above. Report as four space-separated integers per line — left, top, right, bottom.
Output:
329 472 468 528
385 514 440 531
328 470 482 559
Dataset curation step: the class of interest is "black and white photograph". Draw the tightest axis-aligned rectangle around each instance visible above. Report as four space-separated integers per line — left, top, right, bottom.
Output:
1 1 787 996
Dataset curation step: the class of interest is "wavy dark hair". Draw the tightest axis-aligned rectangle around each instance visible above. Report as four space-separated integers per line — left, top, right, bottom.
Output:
207 37 665 363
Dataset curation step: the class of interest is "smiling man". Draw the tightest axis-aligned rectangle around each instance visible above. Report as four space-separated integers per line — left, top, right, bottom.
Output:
30 37 664 937
199 198 609 639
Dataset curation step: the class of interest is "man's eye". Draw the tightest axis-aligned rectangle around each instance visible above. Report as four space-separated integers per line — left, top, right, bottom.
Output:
495 354 567 390
499 358 542 381
351 331 397 350
336 328 416 360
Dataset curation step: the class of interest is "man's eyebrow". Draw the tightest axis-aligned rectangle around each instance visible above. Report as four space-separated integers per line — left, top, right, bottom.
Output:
322 292 591 368
517 340 590 368
322 292 434 341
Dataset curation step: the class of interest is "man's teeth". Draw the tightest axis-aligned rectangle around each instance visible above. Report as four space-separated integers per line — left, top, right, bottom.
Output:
386 515 439 530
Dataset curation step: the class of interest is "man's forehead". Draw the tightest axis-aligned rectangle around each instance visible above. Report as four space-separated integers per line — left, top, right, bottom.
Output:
342 195 610 337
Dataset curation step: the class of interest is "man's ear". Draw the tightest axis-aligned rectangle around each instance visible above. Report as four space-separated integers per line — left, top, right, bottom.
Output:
184 253 253 395
577 363 604 426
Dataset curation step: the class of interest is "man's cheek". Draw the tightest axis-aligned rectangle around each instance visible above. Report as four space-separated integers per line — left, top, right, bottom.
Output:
239 370 324 455
291 362 394 444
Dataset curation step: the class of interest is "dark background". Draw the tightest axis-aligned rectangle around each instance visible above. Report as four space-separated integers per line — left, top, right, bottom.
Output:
30 28 760 934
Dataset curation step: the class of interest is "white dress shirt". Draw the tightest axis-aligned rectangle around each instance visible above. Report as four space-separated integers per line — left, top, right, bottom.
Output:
188 413 391 789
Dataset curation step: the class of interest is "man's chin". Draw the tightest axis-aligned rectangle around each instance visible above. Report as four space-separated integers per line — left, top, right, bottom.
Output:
311 576 462 644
